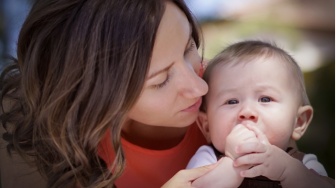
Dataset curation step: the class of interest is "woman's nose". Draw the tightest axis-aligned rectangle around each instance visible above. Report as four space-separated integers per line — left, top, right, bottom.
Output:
179 63 208 99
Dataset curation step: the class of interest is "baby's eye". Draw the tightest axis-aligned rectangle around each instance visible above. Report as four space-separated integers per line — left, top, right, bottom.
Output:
225 99 239 105
259 97 272 103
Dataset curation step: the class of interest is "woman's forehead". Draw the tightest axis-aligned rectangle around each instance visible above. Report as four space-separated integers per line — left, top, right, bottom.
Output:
148 2 191 76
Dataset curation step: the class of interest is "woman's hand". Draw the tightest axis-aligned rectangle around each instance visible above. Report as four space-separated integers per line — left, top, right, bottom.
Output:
161 163 217 188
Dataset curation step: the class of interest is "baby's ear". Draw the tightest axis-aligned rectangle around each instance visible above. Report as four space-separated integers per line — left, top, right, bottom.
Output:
292 105 313 140
197 112 211 143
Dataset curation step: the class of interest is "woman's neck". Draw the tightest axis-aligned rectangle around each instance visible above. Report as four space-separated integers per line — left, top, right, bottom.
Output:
121 120 189 150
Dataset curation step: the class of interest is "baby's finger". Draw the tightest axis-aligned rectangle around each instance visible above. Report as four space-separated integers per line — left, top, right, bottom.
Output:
231 124 257 141
231 124 247 134
245 124 269 145
235 141 266 155
240 164 264 178
234 153 265 167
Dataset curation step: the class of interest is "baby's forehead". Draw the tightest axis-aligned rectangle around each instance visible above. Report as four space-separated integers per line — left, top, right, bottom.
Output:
217 54 297 74
215 54 285 66
207 55 302 93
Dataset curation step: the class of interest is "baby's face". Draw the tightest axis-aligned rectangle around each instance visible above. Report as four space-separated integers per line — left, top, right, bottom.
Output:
205 57 302 153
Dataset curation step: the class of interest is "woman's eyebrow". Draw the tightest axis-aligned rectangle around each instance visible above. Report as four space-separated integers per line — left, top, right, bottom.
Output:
146 62 174 80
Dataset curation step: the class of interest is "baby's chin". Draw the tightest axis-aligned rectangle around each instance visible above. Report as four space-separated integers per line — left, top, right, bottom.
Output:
211 143 224 153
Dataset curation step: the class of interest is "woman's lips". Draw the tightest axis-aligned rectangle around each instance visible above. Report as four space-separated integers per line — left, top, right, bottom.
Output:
182 98 202 112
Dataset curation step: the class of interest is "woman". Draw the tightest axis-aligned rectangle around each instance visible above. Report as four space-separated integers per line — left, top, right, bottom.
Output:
0 0 215 187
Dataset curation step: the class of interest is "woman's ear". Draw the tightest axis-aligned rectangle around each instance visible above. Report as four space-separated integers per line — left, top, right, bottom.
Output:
196 112 211 143
292 105 313 140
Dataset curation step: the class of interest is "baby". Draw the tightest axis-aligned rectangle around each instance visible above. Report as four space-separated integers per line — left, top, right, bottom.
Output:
187 40 334 187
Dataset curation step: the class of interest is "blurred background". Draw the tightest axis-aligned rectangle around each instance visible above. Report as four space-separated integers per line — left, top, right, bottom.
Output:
0 0 334 182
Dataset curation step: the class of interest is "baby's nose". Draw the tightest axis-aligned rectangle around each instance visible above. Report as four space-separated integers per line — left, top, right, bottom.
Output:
238 105 258 122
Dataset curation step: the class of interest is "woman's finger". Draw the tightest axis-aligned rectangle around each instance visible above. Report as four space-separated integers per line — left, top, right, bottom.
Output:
184 162 218 181
161 162 218 188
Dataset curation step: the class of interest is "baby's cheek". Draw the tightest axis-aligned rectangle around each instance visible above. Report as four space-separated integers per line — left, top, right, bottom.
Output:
210 134 226 153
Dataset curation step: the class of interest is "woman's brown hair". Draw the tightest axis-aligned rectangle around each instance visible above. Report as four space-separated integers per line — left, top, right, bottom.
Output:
0 0 201 187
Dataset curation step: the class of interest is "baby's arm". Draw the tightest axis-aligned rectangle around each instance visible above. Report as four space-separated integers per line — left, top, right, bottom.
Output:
234 125 334 188
191 124 258 188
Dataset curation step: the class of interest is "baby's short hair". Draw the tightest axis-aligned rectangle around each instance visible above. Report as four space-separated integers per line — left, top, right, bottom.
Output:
201 40 310 112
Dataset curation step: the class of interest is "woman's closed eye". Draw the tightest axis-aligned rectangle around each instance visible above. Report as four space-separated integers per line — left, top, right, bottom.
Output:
153 75 170 89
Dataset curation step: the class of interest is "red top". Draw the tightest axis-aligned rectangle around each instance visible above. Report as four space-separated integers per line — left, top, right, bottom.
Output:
98 122 207 188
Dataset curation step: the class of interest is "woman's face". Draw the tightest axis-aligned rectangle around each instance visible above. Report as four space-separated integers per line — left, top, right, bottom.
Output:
127 2 208 127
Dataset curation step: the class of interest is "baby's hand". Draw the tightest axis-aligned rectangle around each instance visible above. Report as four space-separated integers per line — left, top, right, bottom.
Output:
225 124 259 159
233 125 289 181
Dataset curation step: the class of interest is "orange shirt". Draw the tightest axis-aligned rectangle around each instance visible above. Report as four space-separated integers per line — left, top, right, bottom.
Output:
98 123 207 188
